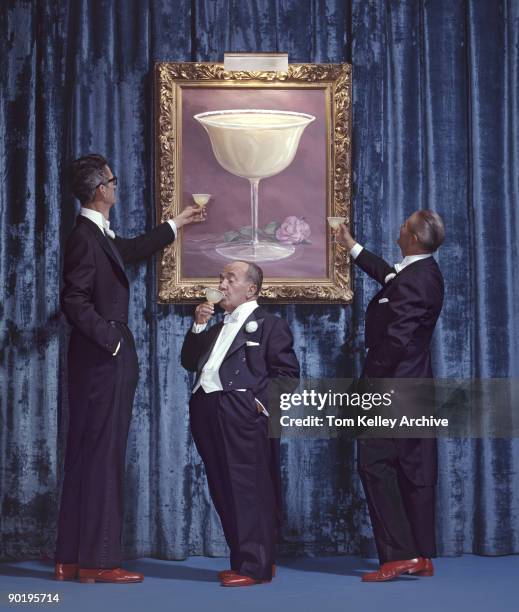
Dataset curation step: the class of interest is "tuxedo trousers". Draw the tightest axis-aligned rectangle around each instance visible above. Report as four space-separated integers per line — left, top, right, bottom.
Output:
357 438 437 563
55 322 139 568
189 389 277 581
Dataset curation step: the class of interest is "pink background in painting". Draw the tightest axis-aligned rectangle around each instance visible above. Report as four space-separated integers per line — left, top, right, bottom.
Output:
180 88 327 279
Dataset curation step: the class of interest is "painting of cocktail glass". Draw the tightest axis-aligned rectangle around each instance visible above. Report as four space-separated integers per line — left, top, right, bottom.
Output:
155 61 351 303
180 88 326 279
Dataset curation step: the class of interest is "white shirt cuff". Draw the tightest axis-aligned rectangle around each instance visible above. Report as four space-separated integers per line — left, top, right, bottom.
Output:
167 219 178 238
255 397 269 417
350 243 363 259
112 341 121 356
235 392 269 416
192 322 207 333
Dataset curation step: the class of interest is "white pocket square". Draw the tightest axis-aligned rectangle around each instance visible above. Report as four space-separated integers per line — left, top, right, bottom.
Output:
246 341 260 346
378 298 389 304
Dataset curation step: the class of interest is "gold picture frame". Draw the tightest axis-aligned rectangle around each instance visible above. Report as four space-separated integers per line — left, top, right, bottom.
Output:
155 61 352 303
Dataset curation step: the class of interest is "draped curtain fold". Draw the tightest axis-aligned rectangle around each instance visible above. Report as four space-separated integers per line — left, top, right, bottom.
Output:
1 0 518 560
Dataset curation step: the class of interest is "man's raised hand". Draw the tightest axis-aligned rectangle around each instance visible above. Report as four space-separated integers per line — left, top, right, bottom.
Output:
195 302 214 325
174 205 206 228
337 223 357 251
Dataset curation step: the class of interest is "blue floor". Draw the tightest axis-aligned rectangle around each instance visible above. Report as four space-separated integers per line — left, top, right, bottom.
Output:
0 555 516 612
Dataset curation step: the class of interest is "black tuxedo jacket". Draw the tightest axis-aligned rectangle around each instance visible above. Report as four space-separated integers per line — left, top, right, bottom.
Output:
61 215 174 353
181 306 300 410
355 248 444 379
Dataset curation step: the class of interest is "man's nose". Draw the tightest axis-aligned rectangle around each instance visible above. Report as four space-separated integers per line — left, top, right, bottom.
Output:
219 278 227 290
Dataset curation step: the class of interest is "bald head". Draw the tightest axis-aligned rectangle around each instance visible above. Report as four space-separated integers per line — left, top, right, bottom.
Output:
243 262 263 296
409 210 445 253
398 210 445 256
218 260 264 312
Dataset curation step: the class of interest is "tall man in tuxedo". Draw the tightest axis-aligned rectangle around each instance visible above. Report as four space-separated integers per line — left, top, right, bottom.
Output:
181 261 300 587
55 154 203 583
338 210 445 582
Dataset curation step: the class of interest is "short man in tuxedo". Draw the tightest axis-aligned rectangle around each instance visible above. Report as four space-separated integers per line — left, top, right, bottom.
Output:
338 210 445 582
55 154 203 583
181 261 300 587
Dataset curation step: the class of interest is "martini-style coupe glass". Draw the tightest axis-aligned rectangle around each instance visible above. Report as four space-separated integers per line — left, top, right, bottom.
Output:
203 287 224 304
327 216 347 244
194 109 315 262
192 193 212 208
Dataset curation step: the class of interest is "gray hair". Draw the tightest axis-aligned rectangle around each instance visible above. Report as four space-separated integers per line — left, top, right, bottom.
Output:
245 262 263 296
70 154 109 205
411 210 445 252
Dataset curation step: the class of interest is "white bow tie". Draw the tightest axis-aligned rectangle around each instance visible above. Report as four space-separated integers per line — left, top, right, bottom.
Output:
103 218 115 239
223 311 240 325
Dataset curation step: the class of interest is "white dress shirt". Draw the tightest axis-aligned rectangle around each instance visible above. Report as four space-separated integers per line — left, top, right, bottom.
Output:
193 300 258 394
78 207 177 356
349 243 432 284
191 300 268 415
80 207 115 237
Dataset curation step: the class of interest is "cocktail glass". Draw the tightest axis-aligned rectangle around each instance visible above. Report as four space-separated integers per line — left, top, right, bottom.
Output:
194 109 315 262
327 216 347 244
204 287 224 304
192 193 211 208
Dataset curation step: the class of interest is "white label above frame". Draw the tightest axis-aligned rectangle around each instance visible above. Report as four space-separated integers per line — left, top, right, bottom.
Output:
224 53 289 72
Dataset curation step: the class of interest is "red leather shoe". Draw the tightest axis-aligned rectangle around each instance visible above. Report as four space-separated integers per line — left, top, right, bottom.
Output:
362 557 427 582
78 568 144 584
218 564 276 580
55 563 78 581
415 558 434 576
221 573 270 587
218 569 237 580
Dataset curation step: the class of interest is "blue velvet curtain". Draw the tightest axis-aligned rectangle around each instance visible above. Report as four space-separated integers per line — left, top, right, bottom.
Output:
1 0 518 560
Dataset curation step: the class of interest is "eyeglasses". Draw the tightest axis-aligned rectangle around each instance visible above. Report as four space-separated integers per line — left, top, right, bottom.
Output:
96 176 118 189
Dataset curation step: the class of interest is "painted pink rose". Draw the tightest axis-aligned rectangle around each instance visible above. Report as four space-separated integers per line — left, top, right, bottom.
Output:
275 216 311 244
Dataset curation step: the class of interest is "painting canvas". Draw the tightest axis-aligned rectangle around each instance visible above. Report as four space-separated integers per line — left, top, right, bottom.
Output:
155 62 352 302
181 87 327 279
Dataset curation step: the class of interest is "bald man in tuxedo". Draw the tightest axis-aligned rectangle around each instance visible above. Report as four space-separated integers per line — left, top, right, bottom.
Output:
182 261 299 587
338 210 445 582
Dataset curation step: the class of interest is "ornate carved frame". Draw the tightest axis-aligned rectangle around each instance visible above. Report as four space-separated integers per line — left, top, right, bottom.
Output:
155 62 352 303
